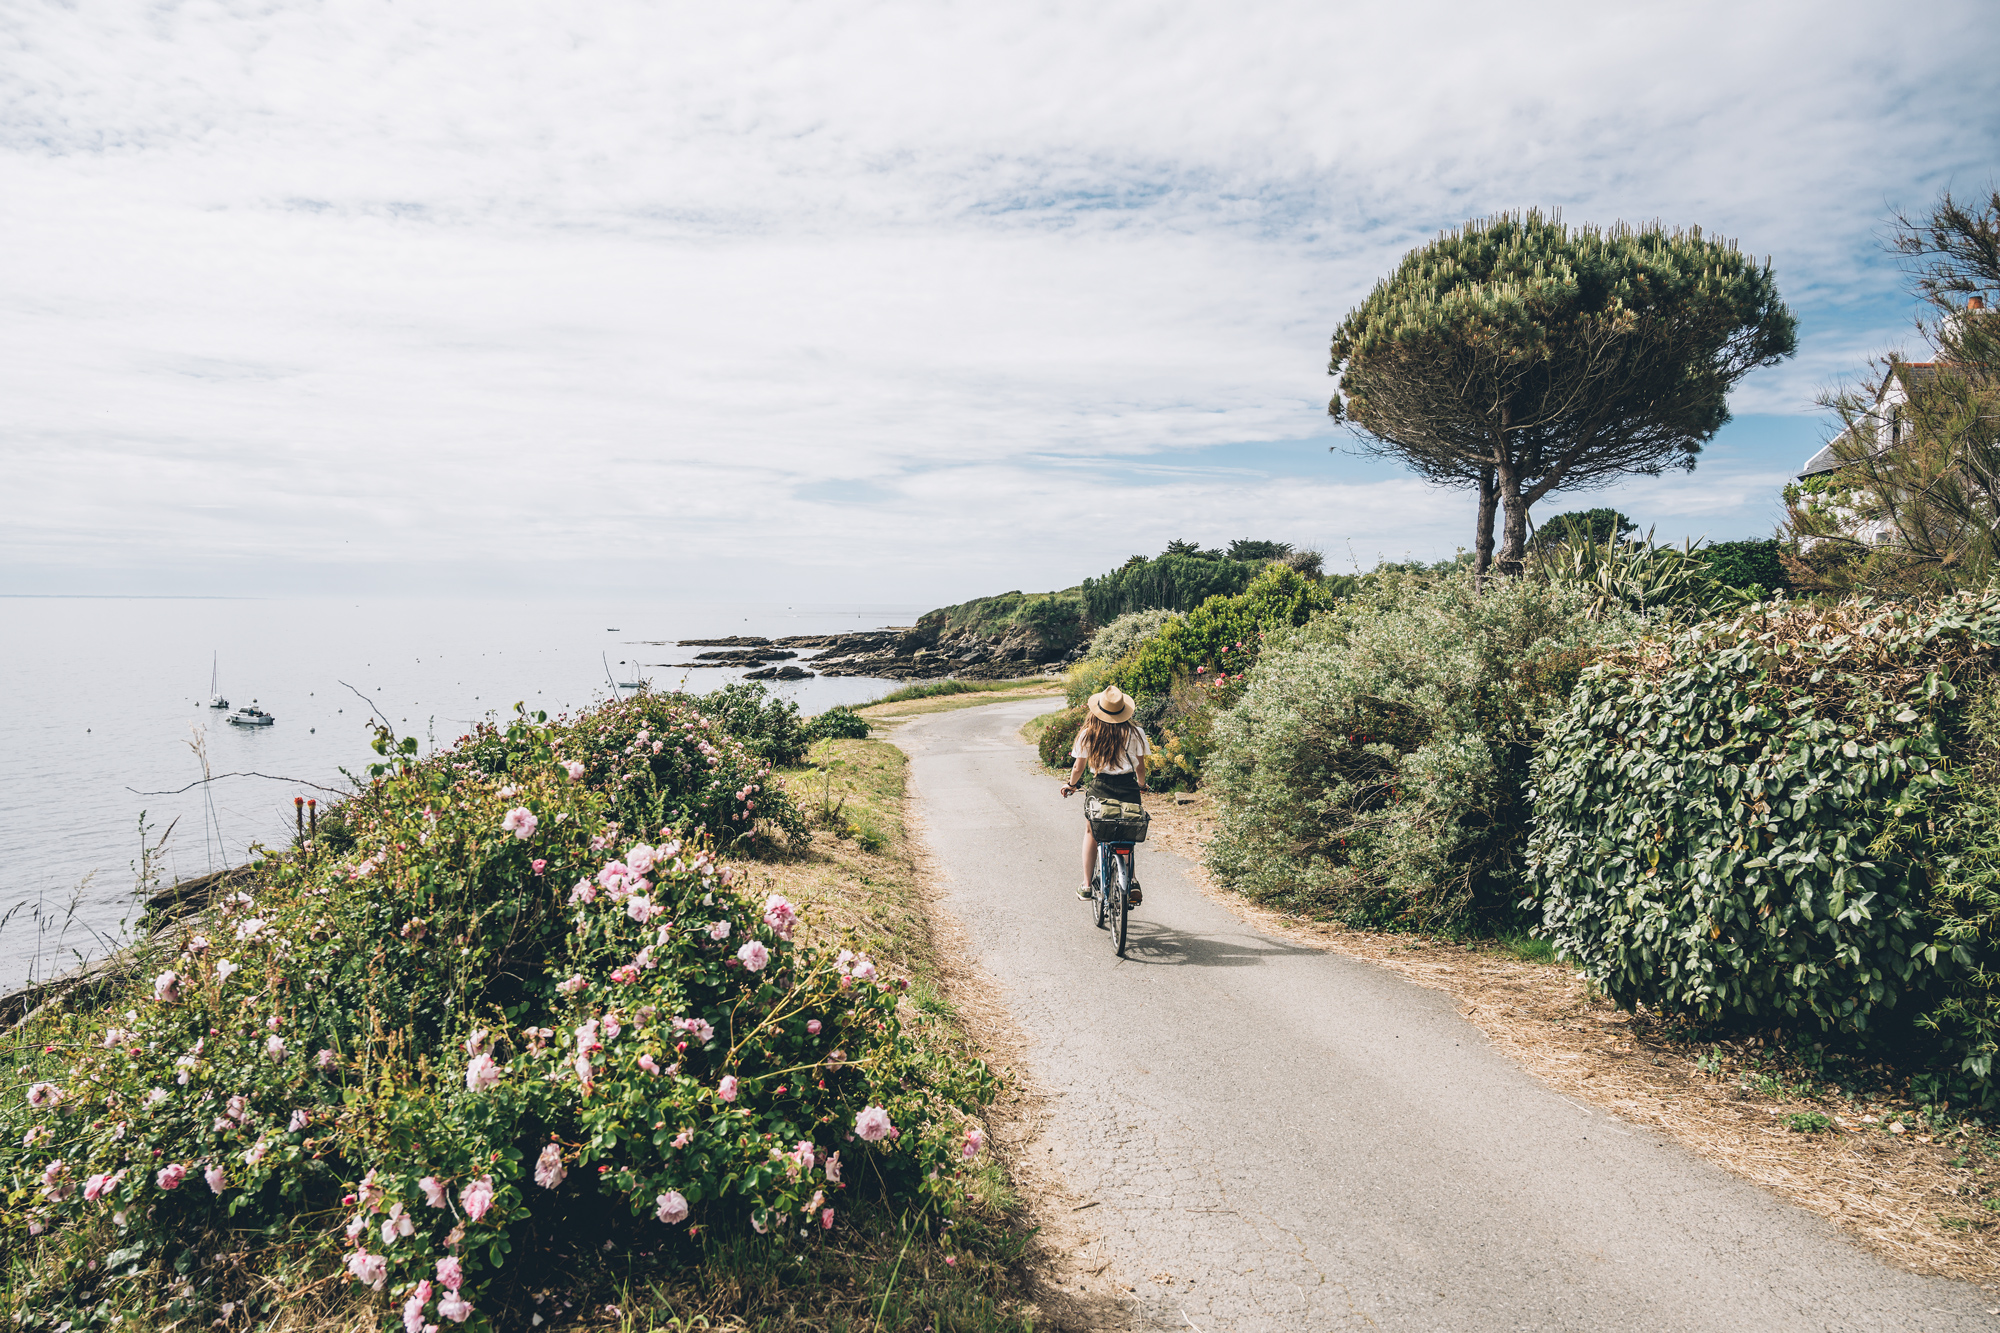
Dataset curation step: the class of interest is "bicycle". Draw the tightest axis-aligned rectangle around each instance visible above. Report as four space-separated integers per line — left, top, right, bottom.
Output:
1090 832 1137 957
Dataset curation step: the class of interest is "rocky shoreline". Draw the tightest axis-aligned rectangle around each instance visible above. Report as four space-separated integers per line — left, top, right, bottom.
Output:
642 619 1081 682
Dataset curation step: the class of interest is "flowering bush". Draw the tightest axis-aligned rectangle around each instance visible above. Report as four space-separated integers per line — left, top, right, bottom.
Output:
1 699 993 1332
453 692 809 850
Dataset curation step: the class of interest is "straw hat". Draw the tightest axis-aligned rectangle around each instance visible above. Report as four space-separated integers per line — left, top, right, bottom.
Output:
1087 685 1136 724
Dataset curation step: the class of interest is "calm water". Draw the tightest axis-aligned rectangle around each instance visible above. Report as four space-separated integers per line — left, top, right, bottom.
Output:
0 596 924 992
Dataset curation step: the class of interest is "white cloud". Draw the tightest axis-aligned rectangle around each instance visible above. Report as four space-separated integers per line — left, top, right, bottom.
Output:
2 0 1994 600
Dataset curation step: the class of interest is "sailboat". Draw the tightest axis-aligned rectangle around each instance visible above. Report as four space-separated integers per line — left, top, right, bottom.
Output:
208 653 229 709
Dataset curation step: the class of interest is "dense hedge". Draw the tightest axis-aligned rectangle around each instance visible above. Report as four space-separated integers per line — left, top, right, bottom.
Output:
1080 551 1266 622
1528 594 2000 1094
1204 571 1637 926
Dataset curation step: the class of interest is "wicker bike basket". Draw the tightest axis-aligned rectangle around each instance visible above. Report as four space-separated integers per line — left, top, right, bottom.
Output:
1085 796 1150 843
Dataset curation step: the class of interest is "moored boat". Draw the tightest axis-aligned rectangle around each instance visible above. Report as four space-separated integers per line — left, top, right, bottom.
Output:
227 702 275 727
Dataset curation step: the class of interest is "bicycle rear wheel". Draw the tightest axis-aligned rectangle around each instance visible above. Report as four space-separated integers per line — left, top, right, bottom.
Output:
1091 849 1108 929
1111 853 1130 957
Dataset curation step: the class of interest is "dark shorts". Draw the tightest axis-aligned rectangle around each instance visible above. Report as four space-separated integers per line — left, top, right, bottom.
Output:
1087 771 1143 804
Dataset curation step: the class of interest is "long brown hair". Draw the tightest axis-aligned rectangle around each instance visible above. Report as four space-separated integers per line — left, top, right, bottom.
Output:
1078 715 1136 772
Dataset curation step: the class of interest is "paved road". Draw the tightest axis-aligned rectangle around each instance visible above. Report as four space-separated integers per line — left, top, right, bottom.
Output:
896 699 1998 1332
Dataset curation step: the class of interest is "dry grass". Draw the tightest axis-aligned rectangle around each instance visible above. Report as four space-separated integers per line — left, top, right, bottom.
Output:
1146 790 2000 1286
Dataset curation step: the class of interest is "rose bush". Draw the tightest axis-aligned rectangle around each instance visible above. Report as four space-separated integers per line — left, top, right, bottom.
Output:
2 699 994 1333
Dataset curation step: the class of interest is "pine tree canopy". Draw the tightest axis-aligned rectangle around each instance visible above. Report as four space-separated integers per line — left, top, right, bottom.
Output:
1329 210 1797 574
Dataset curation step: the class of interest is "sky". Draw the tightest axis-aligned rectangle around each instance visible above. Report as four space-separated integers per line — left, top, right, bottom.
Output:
2 0 1996 606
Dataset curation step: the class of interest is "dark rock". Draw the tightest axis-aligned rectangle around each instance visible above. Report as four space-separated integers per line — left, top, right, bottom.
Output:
744 664 814 681
674 636 773 647
692 649 796 665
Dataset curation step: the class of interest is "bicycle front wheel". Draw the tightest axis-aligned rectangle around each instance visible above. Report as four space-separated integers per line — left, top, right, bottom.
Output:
1111 854 1130 957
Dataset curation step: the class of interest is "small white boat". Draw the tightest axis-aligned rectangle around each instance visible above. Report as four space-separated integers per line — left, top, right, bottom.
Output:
208 653 229 710
227 702 275 728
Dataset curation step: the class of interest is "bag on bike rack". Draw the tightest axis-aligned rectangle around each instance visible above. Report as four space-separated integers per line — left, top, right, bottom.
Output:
1085 796 1150 843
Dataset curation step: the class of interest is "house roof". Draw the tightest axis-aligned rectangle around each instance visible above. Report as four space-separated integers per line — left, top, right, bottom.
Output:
1796 363 1940 479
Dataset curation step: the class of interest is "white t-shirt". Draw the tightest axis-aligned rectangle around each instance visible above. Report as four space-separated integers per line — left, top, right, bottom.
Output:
1071 725 1152 775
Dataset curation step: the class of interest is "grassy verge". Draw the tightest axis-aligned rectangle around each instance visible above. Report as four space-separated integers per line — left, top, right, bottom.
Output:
858 684 1061 728
866 678 1053 707
1017 708 1065 764
1145 790 2000 1280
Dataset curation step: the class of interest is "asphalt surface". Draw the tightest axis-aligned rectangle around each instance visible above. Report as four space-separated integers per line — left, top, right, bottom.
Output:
895 699 1999 1332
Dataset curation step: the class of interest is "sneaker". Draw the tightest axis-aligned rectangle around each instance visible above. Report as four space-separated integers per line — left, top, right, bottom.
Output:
1077 883 1094 900
1128 882 1144 907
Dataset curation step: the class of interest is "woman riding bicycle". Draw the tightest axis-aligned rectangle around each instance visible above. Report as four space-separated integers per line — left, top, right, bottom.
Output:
1060 685 1150 906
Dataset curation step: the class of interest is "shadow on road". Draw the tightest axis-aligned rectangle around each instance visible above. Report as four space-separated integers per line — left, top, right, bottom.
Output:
1096 917 1325 969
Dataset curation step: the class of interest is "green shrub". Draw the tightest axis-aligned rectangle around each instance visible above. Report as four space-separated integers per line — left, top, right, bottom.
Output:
1204 570 1637 927
1527 594 2000 1097
1037 705 1086 770
1 702 998 1333
803 704 869 741
679 681 813 766
1111 564 1340 702
1701 538 1788 596
1085 609 1179 662
1063 658 1122 708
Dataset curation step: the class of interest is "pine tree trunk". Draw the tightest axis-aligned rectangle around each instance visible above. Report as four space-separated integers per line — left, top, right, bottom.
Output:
1473 467 1497 580
1495 459 1529 575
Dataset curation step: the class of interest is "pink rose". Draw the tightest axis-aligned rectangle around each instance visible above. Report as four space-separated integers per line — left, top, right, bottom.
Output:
402 1279 433 1333
638 1054 660 1076
655 1191 689 1224
563 760 586 782
736 941 770 973
459 1175 495 1222
345 1251 388 1291
531 859 547 875
762 895 798 941
265 1035 286 1061
205 1164 227 1194
806 1019 821 1035
625 896 655 924
717 1075 739 1103
465 1053 502 1093
27 1082 60 1110
626 845 656 875
419 1175 447 1208
962 1127 985 1160
707 920 731 941
155 1162 186 1191
501 808 538 840
534 1142 566 1190
854 1106 893 1143
435 1255 464 1291
153 971 181 1004
821 1208 835 1230
438 1294 472 1325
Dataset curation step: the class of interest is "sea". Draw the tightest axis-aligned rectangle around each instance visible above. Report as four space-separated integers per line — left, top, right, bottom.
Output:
0 595 926 993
